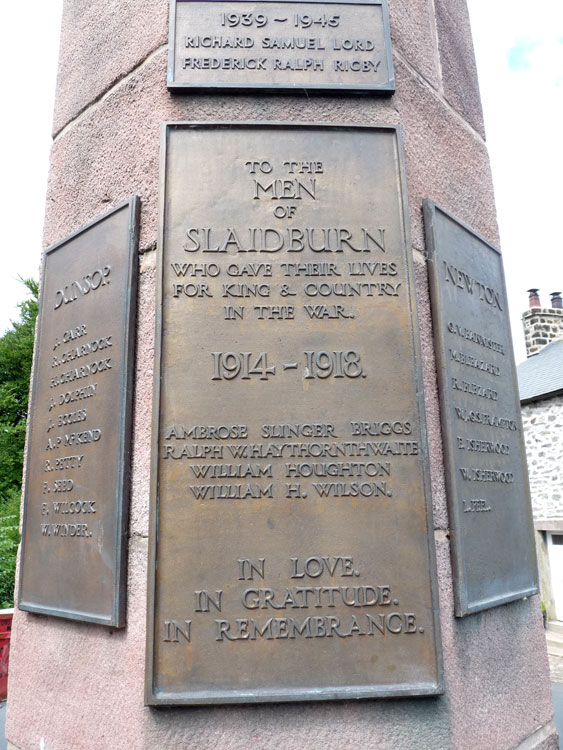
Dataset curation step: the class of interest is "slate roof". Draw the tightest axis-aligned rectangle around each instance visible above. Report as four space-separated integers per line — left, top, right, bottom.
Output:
517 339 563 404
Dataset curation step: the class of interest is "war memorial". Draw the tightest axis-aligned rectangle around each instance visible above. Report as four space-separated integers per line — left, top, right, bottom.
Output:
5 0 558 747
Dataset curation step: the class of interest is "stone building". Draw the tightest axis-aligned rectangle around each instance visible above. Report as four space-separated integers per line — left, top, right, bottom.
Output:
518 290 563 621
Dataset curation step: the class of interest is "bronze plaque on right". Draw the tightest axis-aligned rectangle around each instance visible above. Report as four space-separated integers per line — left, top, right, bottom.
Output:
424 201 538 617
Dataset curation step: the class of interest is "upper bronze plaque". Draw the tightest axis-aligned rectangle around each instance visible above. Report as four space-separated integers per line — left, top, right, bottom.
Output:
18 198 140 627
424 201 538 617
146 123 442 705
168 0 395 93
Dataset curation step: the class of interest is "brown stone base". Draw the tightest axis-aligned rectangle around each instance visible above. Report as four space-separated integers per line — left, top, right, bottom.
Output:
515 721 559 750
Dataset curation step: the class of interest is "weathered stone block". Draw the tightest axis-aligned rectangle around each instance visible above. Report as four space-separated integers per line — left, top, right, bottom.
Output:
393 58 498 250
434 536 553 750
434 0 485 137
53 0 168 135
414 255 449 530
388 0 440 87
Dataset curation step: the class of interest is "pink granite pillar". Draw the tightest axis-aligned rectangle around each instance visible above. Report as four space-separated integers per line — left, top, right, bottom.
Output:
6 0 556 748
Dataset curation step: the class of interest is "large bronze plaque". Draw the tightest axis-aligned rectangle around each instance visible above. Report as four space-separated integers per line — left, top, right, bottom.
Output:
168 0 394 93
146 123 442 704
18 198 140 627
424 201 538 617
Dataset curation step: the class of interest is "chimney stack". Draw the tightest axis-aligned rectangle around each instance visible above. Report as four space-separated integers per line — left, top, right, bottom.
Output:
522 288 563 357
528 288 541 308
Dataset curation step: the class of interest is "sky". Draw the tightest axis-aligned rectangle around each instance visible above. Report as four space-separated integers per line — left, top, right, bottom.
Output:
0 0 561 364
0 3 63 330
467 0 563 361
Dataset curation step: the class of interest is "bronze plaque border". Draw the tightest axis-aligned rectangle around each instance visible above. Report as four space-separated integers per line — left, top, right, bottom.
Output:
423 200 539 617
18 197 140 628
146 122 443 705
167 0 395 94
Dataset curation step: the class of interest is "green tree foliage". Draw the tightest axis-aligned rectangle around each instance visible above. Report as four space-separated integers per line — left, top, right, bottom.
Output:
0 279 39 606
0 489 22 608
0 279 39 499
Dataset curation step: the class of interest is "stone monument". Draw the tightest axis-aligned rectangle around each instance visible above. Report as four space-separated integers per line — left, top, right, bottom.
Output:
6 0 557 748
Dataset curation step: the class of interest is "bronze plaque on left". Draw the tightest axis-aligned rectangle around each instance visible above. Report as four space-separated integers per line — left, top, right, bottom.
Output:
168 0 395 93
18 198 140 627
146 123 442 705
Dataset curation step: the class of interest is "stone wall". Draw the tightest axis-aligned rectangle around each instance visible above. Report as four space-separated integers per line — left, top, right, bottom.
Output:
523 307 563 357
522 395 563 521
5 0 556 748
522 394 563 621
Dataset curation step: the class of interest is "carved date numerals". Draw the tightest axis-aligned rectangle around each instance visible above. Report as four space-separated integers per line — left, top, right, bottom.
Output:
304 350 365 379
212 352 276 381
219 11 340 30
211 350 366 380
294 14 340 28
221 12 268 28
